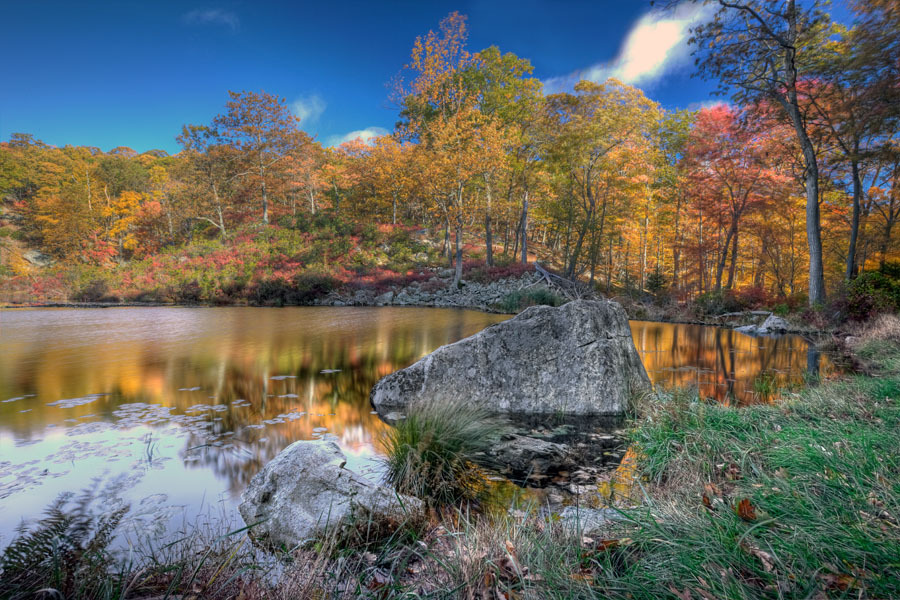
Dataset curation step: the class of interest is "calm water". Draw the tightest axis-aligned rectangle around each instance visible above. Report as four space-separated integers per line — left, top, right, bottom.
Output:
0 307 834 543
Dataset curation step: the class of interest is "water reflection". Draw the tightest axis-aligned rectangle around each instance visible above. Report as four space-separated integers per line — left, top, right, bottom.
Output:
0 308 834 542
630 320 834 403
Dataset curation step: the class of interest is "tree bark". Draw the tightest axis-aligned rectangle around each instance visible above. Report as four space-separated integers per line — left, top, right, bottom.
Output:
453 214 464 288
845 156 862 280
520 189 529 264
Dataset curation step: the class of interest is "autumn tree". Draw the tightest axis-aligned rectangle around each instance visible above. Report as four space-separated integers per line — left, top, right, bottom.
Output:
685 0 835 305
176 125 240 237
683 106 785 291
213 90 301 224
541 79 661 280
461 46 542 265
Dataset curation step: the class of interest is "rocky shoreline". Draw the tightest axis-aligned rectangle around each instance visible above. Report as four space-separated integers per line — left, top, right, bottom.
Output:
315 269 553 312
1 270 825 341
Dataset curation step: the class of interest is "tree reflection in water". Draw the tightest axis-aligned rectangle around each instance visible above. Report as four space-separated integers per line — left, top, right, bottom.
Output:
630 320 835 404
0 308 836 540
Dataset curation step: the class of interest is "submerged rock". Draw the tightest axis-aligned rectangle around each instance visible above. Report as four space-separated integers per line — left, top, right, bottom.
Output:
491 434 577 482
370 299 651 417
239 438 420 549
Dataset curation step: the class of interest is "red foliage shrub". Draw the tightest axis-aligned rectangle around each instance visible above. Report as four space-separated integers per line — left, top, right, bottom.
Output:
463 260 535 283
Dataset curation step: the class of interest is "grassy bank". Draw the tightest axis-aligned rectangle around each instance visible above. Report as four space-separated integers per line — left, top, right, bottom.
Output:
3 319 900 599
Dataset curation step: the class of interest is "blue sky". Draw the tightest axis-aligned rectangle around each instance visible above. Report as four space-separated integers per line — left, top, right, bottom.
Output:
0 1 839 154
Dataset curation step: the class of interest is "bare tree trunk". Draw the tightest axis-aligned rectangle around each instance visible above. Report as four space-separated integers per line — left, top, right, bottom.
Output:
520 189 529 264
484 185 493 266
780 95 825 305
845 156 862 280
725 224 739 290
442 217 451 262
714 225 735 292
453 214 464 288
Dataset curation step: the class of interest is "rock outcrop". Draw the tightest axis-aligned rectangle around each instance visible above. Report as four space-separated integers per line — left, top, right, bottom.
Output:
239 438 420 549
316 271 554 311
23 249 53 267
370 299 651 417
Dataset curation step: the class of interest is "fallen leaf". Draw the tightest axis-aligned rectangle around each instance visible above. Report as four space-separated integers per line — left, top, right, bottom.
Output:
668 586 692 600
570 571 595 584
367 568 390 590
735 498 757 521
702 494 714 510
739 541 775 573
725 463 742 480
817 572 857 591
594 539 621 551
704 482 722 498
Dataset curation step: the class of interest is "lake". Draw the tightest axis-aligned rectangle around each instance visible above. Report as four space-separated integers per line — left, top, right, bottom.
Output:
0 307 835 543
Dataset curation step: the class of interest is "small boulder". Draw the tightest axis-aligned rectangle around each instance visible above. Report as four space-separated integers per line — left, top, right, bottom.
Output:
239 438 420 549
394 290 414 305
374 290 394 306
759 314 790 333
735 314 791 336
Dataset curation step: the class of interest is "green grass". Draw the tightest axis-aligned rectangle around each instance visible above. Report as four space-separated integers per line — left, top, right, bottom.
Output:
612 373 900 598
380 399 509 507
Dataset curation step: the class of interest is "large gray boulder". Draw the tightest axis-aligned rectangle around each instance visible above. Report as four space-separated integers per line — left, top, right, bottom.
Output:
370 299 650 417
238 438 420 549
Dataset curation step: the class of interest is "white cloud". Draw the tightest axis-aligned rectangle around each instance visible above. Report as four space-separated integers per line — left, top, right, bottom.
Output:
291 94 327 126
327 126 389 147
685 99 729 111
182 8 239 31
543 4 709 92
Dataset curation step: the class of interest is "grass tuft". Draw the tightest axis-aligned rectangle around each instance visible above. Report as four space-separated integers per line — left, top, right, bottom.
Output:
380 400 509 507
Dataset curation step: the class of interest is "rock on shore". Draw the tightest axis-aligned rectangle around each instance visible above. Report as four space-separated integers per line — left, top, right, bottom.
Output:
239 438 420 548
735 313 791 336
370 299 651 417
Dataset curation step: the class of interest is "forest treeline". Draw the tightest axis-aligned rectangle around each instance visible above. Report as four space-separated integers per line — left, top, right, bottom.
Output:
1 1 898 313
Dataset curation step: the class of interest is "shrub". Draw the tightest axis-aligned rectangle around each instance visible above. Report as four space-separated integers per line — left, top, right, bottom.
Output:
380 400 508 507
291 272 338 303
253 272 339 306
73 278 117 303
176 279 203 303
732 285 770 310
694 290 743 315
253 277 293 306
843 267 900 321
497 288 564 313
